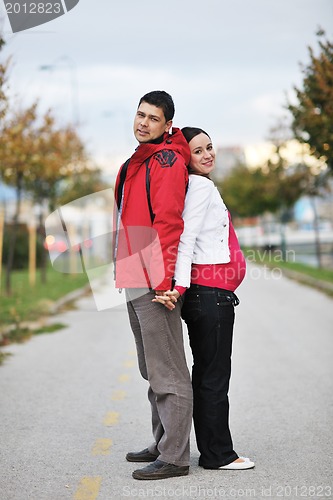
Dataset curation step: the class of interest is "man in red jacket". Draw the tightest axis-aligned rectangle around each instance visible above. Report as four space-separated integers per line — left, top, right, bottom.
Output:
114 91 193 480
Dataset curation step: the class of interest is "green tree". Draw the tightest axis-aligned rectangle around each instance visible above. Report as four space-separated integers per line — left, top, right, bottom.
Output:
219 127 311 260
218 164 279 218
219 159 310 220
287 30 333 173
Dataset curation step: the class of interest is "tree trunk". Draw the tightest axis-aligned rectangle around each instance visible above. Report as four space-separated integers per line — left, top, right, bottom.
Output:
310 196 322 269
5 172 23 295
279 207 288 262
38 210 47 284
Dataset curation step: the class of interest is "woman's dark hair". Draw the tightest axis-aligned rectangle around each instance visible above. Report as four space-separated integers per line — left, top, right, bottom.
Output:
181 127 210 144
139 90 175 122
181 127 213 177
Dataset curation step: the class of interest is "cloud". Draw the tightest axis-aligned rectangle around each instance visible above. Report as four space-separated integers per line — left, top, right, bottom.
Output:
1 0 332 163
250 92 286 115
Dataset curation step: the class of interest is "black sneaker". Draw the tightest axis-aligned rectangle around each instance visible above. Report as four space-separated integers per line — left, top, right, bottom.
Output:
126 448 158 462
132 459 189 480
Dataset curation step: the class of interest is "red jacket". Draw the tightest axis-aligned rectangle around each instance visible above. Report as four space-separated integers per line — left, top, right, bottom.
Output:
114 128 190 290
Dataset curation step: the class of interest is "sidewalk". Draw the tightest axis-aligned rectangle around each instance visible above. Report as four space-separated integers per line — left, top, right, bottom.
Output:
0 264 332 499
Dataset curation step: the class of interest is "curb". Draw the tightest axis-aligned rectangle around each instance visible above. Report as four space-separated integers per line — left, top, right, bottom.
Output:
49 283 92 314
0 283 92 340
266 265 333 296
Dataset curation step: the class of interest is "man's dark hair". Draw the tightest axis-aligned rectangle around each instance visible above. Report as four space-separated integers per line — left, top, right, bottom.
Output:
139 90 175 122
181 127 211 144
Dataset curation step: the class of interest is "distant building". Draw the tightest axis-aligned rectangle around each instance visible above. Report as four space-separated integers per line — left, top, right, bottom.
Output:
213 146 245 181
0 182 16 203
212 140 333 232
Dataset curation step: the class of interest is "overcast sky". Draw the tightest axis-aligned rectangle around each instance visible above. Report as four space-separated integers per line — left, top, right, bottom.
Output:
1 0 333 173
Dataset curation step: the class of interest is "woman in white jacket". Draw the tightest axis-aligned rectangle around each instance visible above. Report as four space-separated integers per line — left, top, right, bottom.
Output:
154 127 254 471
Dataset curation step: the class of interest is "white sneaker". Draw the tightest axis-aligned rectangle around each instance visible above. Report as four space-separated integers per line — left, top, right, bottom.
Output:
218 457 255 470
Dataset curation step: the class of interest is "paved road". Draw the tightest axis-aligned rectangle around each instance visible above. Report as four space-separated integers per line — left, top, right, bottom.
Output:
0 265 332 500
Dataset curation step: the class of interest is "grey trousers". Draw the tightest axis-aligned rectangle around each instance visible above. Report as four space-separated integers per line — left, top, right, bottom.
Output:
126 289 193 467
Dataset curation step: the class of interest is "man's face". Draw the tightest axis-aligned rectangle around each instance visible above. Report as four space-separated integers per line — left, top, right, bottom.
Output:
133 102 172 143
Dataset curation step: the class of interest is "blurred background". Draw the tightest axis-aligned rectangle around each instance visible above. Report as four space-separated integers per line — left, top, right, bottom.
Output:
1 0 333 331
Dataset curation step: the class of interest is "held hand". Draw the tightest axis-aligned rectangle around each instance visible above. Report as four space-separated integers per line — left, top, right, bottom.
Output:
152 289 180 311
165 290 180 301
153 290 172 307
153 290 180 311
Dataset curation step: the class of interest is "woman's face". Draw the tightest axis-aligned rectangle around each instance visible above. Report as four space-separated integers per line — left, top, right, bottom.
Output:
188 133 215 175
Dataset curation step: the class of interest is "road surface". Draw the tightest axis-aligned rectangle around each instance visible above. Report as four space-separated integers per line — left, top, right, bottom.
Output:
0 264 332 499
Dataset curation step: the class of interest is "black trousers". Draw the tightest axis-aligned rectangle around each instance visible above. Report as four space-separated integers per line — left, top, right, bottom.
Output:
181 284 239 469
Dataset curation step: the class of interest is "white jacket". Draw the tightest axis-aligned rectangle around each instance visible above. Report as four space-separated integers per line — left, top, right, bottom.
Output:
174 174 230 288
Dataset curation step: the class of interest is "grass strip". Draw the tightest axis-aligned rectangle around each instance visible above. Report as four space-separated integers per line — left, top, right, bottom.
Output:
243 247 333 284
1 266 89 327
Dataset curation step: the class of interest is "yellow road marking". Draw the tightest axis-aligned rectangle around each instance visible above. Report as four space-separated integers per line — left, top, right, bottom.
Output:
111 390 126 400
128 350 136 357
74 476 102 500
118 374 131 383
103 411 120 426
91 438 113 456
123 360 135 368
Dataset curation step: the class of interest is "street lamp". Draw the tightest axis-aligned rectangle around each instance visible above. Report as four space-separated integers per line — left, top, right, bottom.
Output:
39 55 80 127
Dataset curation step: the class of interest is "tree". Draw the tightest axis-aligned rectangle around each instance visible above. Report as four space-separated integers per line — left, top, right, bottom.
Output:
0 103 40 294
0 37 9 120
287 30 333 173
58 166 111 206
0 36 9 292
265 119 312 218
22 111 90 283
25 116 103 283
269 116 330 267
25 110 88 212
219 125 312 260
219 159 310 220
0 104 90 292
218 164 280 218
